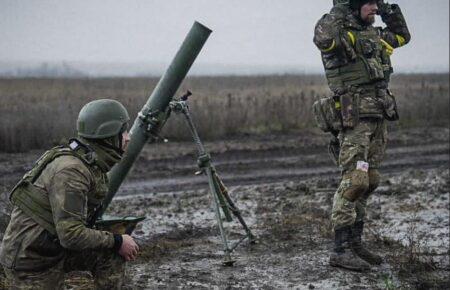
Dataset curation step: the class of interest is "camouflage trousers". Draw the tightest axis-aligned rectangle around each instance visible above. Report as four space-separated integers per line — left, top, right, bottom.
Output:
331 119 387 230
2 248 125 290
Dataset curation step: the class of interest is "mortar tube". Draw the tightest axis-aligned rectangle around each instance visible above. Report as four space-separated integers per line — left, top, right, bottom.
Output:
100 22 212 218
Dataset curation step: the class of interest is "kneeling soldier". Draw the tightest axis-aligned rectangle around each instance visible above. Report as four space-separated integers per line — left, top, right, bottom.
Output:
1 99 139 289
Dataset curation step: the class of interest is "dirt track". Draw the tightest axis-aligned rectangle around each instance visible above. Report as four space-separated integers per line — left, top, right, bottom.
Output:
119 142 448 195
116 127 449 195
1 127 449 289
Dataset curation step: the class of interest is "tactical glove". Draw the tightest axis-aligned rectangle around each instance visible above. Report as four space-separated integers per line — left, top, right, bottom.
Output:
377 1 400 21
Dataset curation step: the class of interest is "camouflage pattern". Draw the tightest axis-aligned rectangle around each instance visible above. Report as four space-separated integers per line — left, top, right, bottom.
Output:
331 119 386 229
314 6 353 70
313 6 356 73
315 2 411 58
338 120 387 171
2 260 65 290
378 3 411 47
312 96 342 134
0 140 125 287
3 248 125 289
355 169 380 223
314 3 410 118
314 2 409 231
315 2 409 270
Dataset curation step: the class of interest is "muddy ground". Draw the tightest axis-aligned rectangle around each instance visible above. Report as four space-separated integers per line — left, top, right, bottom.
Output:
0 127 449 289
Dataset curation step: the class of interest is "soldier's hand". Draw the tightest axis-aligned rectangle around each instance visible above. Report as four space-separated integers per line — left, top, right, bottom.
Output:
377 0 394 17
118 234 140 261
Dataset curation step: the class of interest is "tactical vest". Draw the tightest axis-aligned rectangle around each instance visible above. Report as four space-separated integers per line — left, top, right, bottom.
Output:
9 140 108 236
325 23 393 92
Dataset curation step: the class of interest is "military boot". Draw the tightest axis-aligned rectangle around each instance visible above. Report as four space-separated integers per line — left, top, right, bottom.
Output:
351 221 383 265
329 226 371 271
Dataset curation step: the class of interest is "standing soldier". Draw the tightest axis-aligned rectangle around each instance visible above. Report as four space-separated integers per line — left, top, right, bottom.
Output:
0 99 139 289
313 0 410 270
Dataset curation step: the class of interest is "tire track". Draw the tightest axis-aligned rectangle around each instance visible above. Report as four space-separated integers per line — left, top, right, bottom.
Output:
118 142 449 195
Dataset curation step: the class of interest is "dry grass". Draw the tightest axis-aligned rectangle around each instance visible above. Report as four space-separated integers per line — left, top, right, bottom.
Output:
383 233 449 289
370 203 450 289
0 74 448 152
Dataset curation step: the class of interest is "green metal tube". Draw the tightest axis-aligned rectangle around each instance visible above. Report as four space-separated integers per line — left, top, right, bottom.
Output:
100 21 212 218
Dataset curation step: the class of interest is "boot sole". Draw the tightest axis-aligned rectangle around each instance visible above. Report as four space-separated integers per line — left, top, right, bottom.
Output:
353 250 383 265
357 257 382 265
329 260 370 272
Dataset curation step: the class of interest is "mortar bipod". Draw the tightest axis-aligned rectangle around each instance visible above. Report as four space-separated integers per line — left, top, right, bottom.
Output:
169 91 256 266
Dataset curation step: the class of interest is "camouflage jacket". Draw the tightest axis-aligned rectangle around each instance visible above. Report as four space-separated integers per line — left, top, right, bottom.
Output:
314 4 410 118
0 145 117 271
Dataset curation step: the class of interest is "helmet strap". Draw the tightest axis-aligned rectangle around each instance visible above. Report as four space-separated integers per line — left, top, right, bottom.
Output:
96 138 124 156
118 132 123 152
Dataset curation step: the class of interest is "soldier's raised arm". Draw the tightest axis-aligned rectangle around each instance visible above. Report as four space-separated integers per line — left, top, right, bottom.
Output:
313 3 356 71
378 1 411 48
313 5 348 53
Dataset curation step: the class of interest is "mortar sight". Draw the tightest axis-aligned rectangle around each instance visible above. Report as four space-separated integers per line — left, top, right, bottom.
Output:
181 90 192 101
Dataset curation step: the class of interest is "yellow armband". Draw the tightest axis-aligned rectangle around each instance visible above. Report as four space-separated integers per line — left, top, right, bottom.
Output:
321 39 336 53
396 34 406 47
347 31 356 46
380 39 394 56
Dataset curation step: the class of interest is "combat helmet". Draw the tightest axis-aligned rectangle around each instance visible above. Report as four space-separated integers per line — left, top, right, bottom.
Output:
77 99 130 140
334 0 375 11
350 0 377 11
333 0 350 6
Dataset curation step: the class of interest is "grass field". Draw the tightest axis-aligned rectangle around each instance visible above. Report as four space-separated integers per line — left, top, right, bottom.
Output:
0 74 448 152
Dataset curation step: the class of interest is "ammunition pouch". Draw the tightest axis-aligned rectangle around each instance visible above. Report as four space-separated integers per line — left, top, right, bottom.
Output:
325 56 385 92
312 96 343 133
383 90 399 121
10 181 57 235
363 57 385 81
359 38 377 58
339 89 360 129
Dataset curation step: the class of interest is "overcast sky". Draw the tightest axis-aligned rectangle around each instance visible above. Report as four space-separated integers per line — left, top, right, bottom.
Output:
0 0 449 74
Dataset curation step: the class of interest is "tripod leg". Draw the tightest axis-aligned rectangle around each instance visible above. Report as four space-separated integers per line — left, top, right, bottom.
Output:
206 168 235 266
213 173 256 243
212 176 233 222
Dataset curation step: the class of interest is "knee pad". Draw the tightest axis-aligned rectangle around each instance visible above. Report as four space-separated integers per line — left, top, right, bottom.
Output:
367 169 380 194
341 169 369 201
